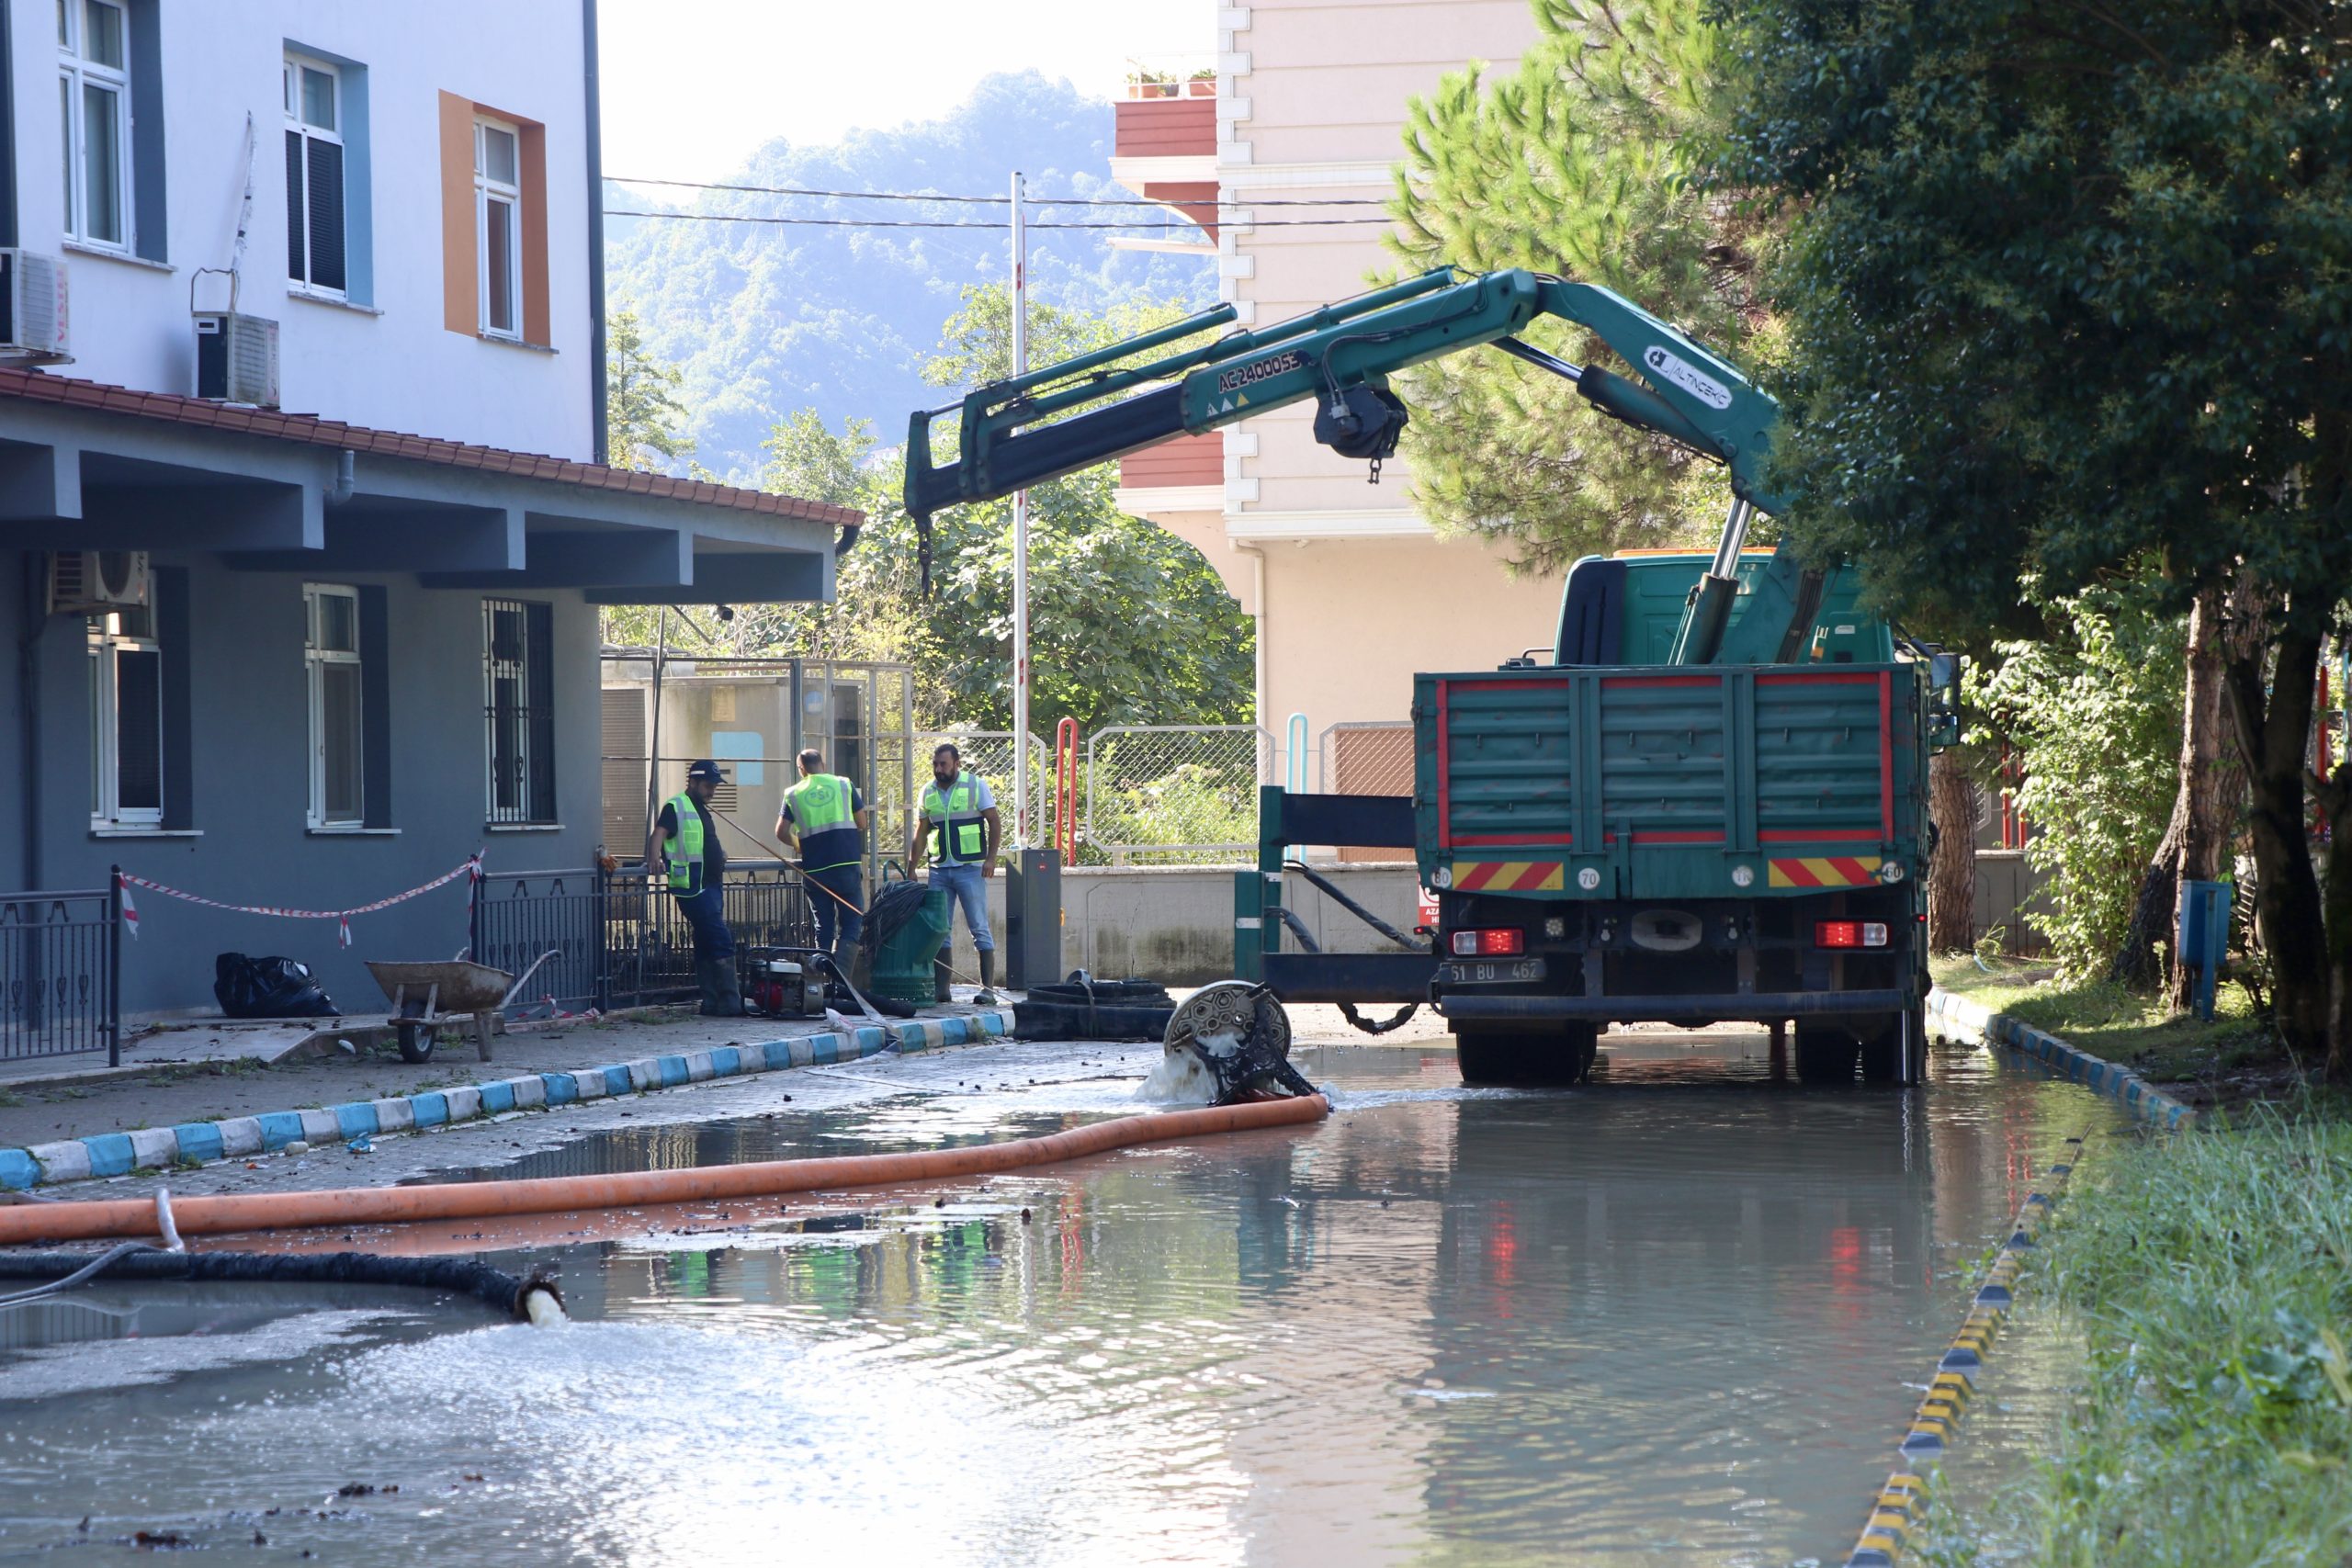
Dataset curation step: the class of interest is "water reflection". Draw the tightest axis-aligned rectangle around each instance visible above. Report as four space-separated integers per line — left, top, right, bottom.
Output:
0 1041 2121 1566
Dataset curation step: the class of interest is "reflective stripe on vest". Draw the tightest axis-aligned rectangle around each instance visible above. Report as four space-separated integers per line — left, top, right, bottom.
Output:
922 773 989 864
664 791 706 894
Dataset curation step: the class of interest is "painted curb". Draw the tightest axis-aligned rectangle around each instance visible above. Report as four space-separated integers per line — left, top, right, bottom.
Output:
1840 1134 2085 1568
0 1010 1017 1192
1926 987 2198 1130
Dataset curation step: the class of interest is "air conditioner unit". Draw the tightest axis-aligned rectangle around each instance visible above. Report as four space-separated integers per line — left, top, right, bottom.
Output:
193 311 279 408
48 551 150 615
0 250 70 362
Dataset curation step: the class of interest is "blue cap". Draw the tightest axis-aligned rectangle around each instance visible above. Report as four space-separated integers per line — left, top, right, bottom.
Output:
685 760 728 783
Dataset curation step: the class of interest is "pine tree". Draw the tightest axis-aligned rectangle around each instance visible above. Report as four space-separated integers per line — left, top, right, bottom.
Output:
1385 0 1770 571
605 303 695 472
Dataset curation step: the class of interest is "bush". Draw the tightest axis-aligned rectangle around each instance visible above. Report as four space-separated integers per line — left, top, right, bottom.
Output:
1974 574 2184 978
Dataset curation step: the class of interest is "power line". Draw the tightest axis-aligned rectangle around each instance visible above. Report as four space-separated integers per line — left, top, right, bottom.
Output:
606 174 1391 209
604 209 1396 231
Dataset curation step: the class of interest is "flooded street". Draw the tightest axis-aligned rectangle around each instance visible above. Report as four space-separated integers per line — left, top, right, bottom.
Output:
0 1033 2124 1565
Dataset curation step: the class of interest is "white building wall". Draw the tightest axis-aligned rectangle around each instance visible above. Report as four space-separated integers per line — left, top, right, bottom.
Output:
8 1 593 460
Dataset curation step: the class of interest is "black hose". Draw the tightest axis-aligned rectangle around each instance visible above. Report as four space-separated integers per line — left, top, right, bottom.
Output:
1274 908 1422 1036
1282 860 1431 953
0 1249 559 1321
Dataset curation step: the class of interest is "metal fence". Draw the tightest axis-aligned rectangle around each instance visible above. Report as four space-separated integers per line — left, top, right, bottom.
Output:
1083 726 1270 865
0 888 119 1064
470 861 815 1013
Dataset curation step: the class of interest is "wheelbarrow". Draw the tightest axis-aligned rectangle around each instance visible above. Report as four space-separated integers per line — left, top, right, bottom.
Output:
365 951 560 1065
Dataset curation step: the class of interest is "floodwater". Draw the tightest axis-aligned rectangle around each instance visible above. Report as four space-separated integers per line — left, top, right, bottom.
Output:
0 1032 2125 1566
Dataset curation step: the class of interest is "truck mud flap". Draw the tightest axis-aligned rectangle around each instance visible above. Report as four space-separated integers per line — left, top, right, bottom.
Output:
1439 989 1910 1023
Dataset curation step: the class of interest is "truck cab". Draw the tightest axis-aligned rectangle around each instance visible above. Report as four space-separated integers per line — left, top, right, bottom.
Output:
1413 550 1938 1087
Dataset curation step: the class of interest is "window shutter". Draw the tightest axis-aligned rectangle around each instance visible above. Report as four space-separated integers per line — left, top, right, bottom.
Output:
156 567 193 828
305 137 345 291
284 129 306 281
526 602 556 823
358 584 391 829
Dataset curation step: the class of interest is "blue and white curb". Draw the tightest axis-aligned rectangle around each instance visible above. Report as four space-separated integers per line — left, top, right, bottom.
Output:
1927 987 2197 1130
0 1010 1015 1191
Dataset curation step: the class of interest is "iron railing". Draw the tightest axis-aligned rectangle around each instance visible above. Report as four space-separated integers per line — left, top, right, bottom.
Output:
469 859 816 1013
0 886 119 1064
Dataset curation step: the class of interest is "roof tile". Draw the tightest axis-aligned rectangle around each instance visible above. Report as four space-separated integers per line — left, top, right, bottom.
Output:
0 367 864 528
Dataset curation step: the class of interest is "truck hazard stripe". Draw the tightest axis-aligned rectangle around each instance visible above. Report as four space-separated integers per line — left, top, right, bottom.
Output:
1768 856 1883 888
1452 861 1565 893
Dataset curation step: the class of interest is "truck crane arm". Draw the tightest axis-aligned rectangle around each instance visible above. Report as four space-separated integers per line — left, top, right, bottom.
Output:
902 265 1810 663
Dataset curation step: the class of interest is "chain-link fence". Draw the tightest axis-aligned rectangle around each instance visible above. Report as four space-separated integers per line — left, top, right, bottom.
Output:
1083 726 1269 865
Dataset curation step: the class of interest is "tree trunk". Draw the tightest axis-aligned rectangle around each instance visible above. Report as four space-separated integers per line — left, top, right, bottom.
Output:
2314 761 2352 1085
2110 811 2183 989
2224 626 2327 1060
1928 747 1978 953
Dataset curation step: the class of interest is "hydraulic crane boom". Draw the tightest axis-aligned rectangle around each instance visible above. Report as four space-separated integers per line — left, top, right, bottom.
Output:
903 266 1816 663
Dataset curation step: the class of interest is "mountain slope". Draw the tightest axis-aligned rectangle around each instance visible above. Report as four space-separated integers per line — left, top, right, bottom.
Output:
605 72 1216 481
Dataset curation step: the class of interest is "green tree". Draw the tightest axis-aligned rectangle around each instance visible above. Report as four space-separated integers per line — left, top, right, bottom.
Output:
1724 1 2352 1076
605 303 695 472
1975 572 2188 976
1385 0 1768 571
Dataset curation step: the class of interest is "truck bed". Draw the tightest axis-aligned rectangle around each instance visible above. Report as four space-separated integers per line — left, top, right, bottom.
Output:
1413 662 1923 902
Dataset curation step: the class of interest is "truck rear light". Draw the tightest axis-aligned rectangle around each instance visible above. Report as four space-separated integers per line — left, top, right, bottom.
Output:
1815 921 1890 949
1451 928 1526 957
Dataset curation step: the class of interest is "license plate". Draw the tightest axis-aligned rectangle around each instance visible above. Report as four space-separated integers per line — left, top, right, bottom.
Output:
1438 957 1548 986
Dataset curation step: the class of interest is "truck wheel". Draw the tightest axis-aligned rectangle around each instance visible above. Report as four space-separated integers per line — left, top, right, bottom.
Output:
1793 1021 1860 1084
1859 1007 1928 1086
1455 1023 1597 1087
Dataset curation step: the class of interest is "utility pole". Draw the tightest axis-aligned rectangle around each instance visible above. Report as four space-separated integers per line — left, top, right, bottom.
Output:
1009 169 1031 849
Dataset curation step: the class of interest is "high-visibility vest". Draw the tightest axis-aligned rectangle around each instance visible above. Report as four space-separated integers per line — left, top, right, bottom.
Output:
662 791 707 895
921 773 989 864
783 773 859 869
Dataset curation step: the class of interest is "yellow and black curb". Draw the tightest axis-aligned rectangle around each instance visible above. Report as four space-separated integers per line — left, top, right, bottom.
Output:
1839 1134 2084 1568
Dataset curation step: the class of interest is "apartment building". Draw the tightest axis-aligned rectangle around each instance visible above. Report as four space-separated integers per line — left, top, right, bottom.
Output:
1112 0 1555 792
0 2 854 1024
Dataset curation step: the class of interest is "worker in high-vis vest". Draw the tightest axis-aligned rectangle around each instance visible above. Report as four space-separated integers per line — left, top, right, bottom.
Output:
908 740 1003 1004
645 759 743 1017
776 747 870 961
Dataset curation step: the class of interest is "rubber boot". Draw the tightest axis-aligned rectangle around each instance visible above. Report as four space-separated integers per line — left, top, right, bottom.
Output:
709 956 747 1018
973 949 999 1009
934 953 953 1005
698 955 744 1017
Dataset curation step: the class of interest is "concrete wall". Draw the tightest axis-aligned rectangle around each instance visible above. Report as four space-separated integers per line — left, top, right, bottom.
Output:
3 550 604 1020
8 1 593 460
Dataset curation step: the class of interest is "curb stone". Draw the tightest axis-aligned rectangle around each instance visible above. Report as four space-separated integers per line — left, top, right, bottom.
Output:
0 1010 1016 1192
1843 987 2198 1566
1925 987 2198 1130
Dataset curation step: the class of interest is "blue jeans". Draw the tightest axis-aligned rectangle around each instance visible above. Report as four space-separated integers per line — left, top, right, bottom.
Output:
928 863 994 953
808 865 865 954
673 886 735 962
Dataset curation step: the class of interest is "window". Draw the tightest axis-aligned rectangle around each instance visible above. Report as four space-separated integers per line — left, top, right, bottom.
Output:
473 118 521 339
59 0 130 251
88 605 161 827
284 54 345 295
304 585 363 828
482 599 555 824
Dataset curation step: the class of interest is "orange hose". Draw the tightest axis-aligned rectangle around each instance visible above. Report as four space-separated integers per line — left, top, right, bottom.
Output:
0 1095 1330 1247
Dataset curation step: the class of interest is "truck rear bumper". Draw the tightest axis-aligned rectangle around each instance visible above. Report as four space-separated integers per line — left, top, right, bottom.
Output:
1439 988 1911 1023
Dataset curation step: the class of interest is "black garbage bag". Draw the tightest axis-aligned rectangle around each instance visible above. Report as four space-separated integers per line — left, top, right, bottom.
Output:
213 953 339 1020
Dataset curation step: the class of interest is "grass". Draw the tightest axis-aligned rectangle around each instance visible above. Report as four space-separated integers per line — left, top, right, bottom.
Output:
1910 1107 2352 1565
1931 955 2281 1087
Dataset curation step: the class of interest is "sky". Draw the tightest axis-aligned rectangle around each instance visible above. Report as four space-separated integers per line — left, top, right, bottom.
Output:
596 0 1212 185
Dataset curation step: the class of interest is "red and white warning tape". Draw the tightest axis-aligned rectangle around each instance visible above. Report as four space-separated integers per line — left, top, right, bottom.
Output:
117 853 484 948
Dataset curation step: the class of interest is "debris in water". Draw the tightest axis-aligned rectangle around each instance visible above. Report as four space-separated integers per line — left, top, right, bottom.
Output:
131 1529 191 1549
1020 1208 1032 1223
933 1197 945 1208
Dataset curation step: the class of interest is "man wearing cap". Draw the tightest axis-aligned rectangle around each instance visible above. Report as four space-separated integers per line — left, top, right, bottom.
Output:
908 741 1002 1005
647 760 743 1016
777 747 870 963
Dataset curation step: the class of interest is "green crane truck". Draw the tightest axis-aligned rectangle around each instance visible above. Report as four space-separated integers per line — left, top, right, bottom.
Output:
904 266 1961 1089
